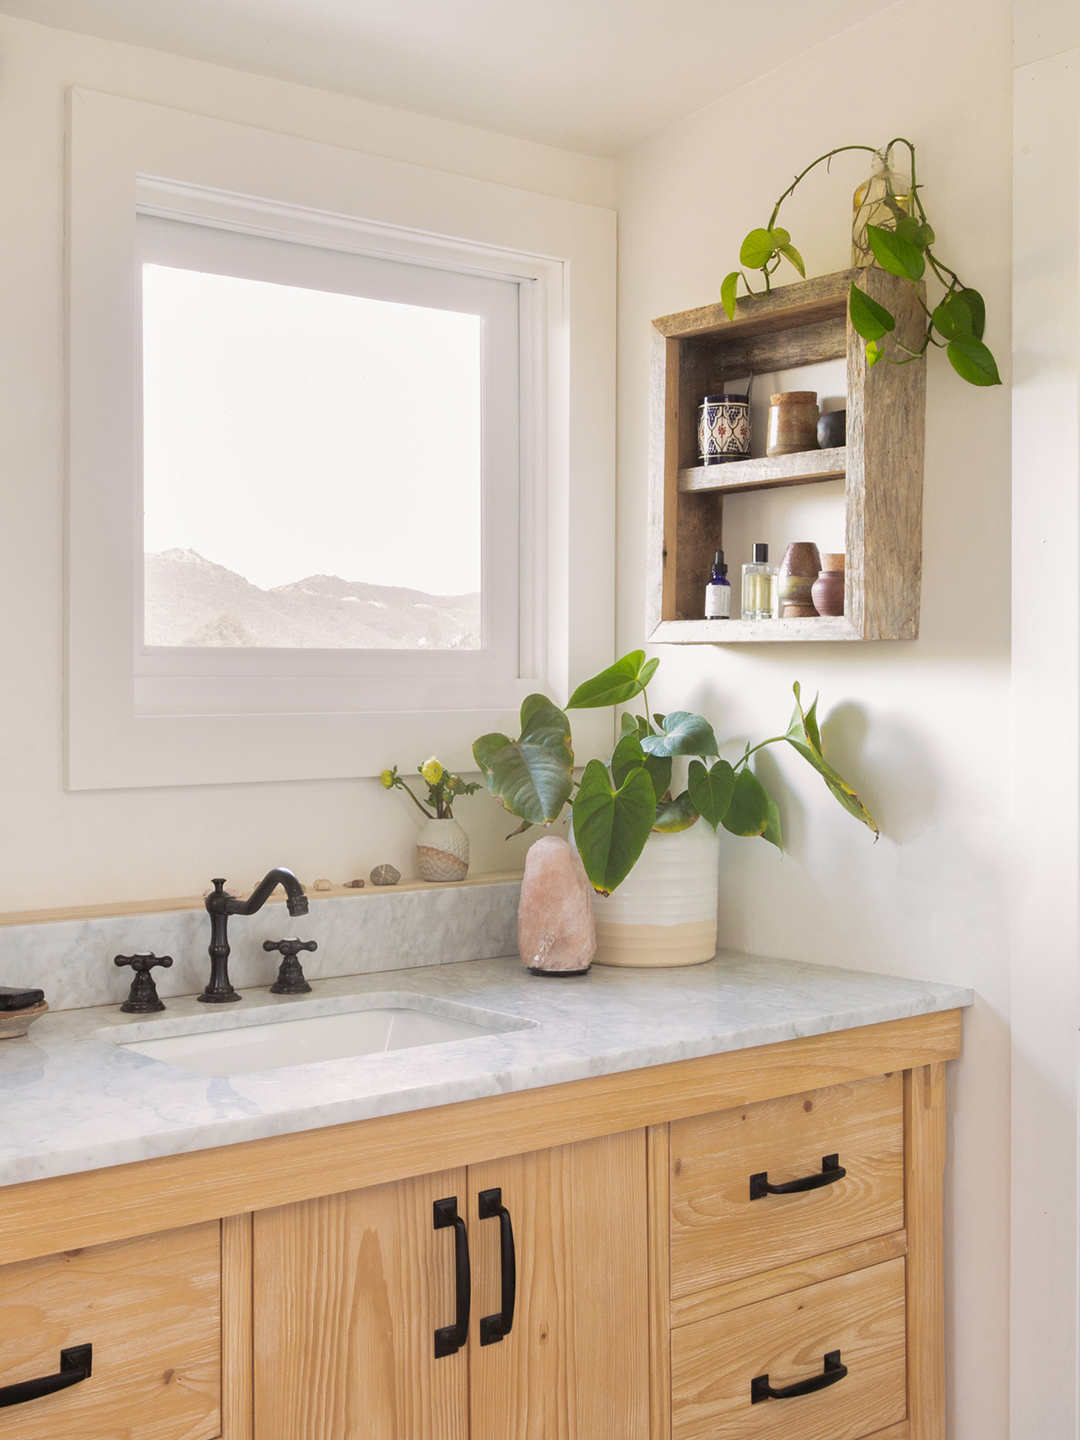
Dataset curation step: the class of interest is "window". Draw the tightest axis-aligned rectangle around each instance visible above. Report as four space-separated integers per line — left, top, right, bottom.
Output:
66 89 615 788
138 215 519 670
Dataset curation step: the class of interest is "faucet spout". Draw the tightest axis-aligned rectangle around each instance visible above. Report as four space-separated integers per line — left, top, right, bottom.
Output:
200 868 309 1004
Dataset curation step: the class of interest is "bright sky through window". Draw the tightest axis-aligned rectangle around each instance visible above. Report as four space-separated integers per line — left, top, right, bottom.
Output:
142 263 482 649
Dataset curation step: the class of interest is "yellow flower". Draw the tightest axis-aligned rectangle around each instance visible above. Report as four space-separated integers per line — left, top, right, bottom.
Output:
380 769 395 789
421 757 444 785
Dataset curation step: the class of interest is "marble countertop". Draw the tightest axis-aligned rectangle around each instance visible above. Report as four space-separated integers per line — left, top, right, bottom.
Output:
0 953 971 1189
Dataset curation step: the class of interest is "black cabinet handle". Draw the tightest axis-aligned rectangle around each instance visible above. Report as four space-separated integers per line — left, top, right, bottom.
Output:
433 1197 471 1357
752 1348 847 1402
0 1344 93 1409
478 1187 516 1345
749 1153 846 1201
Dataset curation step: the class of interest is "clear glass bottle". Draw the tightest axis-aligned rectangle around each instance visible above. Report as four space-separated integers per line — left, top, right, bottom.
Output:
741 543 779 620
852 147 912 267
704 550 731 619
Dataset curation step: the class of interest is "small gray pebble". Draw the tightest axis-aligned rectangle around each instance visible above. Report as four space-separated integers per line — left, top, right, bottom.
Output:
370 864 401 886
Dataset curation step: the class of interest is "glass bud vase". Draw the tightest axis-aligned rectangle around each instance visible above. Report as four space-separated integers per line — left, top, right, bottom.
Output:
852 147 912 267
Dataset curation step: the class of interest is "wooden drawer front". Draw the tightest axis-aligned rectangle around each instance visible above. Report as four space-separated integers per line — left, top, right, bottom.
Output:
671 1256 906 1440
670 1074 904 1295
0 1220 221 1440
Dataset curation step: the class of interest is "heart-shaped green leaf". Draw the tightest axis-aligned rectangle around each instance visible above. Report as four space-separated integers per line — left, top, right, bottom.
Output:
777 242 806 277
572 760 657 895
640 711 719 758
473 694 574 825
947 336 1001 387
619 711 640 740
866 224 925 281
894 215 929 251
958 288 985 340
688 758 736 829
740 228 777 269
566 651 659 710
785 685 878 834
866 339 884 367
721 271 740 322
849 283 897 343
932 288 986 344
643 753 673 806
610 733 645 789
653 792 699 833
721 767 773 838
762 789 783 850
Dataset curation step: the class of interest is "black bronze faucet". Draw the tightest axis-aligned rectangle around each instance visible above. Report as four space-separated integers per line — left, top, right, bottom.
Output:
200 869 309 1003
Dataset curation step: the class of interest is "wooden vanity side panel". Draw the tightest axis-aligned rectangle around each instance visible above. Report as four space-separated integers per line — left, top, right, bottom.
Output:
0 1220 221 1440
905 1064 946 1440
669 1074 905 1295
252 1168 469 1440
467 1129 650 1440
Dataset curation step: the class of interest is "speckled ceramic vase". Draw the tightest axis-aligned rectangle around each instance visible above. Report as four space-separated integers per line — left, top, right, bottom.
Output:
591 822 719 967
416 818 470 882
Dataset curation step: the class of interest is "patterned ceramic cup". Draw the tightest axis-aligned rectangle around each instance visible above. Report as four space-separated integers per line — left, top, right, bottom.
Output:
698 393 751 464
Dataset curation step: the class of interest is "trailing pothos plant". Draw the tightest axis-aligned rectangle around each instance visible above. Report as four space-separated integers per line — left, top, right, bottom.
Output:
473 651 877 896
720 138 1001 388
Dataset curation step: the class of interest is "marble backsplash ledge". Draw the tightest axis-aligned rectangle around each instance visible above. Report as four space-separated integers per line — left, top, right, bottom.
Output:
0 878 522 1013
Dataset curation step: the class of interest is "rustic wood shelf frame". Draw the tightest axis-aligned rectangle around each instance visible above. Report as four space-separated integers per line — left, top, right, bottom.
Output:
646 268 926 644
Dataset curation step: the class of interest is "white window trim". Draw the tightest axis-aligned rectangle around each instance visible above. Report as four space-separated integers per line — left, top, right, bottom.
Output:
66 88 615 790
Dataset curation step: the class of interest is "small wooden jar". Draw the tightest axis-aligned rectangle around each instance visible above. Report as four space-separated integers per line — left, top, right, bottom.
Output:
812 553 846 616
767 391 820 456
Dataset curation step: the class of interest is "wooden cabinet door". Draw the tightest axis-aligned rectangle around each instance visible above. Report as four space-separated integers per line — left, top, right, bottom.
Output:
467 1129 650 1440
253 1168 469 1440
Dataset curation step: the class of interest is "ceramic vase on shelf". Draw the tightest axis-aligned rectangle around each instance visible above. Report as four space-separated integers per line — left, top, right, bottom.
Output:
812 553 846 617
778 541 822 619
416 817 469 882
592 822 719 968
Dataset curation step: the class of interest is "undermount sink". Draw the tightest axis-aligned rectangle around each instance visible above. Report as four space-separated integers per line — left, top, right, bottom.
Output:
111 994 533 1077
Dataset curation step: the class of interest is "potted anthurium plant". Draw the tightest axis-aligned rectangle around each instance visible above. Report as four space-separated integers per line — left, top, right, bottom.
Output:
474 651 876 968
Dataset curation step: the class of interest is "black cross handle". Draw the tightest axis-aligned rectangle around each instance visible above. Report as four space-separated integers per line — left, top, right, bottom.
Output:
114 953 173 1013
264 938 317 995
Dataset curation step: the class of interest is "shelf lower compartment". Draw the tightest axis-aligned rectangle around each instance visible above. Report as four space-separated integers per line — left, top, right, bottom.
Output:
653 616 859 644
679 445 846 494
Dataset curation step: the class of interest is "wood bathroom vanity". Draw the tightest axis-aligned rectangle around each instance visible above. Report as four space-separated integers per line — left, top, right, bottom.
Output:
0 1001 960 1440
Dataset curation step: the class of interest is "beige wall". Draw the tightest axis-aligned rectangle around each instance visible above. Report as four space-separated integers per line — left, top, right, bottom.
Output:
614 3 1013 1436
0 14 612 911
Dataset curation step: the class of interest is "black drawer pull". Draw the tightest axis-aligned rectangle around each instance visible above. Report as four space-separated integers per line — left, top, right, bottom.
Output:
751 1348 847 1402
0 1344 93 1408
478 1187 516 1345
749 1153 845 1201
433 1197 471 1358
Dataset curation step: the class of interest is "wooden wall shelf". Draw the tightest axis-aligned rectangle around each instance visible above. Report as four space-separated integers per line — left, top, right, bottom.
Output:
647 268 926 643
679 445 847 495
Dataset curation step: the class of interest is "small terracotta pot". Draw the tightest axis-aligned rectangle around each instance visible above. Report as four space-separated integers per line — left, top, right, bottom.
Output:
812 554 845 617
778 542 822 619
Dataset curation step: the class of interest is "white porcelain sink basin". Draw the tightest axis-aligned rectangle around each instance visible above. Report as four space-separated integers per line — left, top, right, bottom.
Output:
113 994 532 1077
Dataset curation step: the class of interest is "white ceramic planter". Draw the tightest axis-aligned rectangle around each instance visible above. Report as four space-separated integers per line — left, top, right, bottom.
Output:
416 818 470 882
591 822 719 967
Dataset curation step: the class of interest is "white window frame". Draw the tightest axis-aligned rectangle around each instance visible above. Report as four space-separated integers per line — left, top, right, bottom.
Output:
134 206 524 708
66 89 615 789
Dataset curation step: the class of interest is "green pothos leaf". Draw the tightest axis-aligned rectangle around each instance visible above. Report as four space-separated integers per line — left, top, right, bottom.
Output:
849 283 896 343
721 271 740 322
